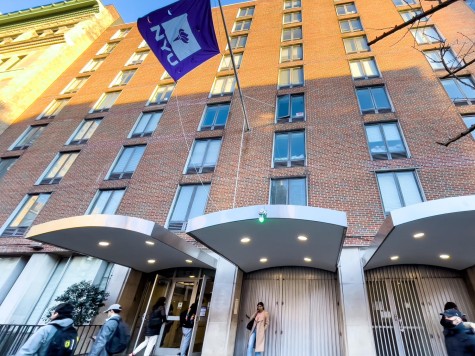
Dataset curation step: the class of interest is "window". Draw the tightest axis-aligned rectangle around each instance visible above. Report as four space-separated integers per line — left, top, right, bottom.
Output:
148 84 175 105
110 28 130 40
81 58 104 73
138 40 149 48
283 11 302 24
38 152 79 184
276 94 305 122
399 9 427 22
126 51 149 65
376 171 423 214
270 178 306 205
233 20 252 32
237 6 255 17
97 42 118 55
110 69 136 87
1 193 51 237
280 44 303 62
274 131 305 167
219 53 243 71
130 111 162 138
462 115 475 139
211 76 236 96
200 104 230 130
336 3 357 15
39 98 69 119
62 76 89 94
10 125 46 150
349 58 380 79
278 66 304 88
282 27 302 41
393 0 417 6
228 35 247 49
356 86 392 114
466 0 475 11
343 36 369 53
0 157 17 180
161 71 172 80
339 18 363 33
186 138 222 174
365 123 408 160
91 92 121 113
424 49 462 71
68 119 101 145
168 184 210 231
87 189 125 214
284 0 301 9
0 55 26 71
411 26 443 44
441 77 475 105
108 145 146 180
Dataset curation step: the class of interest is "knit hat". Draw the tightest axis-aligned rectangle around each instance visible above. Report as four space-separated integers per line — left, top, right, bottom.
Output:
54 303 74 318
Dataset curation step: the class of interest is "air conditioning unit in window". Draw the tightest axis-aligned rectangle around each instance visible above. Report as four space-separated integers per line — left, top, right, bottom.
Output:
168 221 186 232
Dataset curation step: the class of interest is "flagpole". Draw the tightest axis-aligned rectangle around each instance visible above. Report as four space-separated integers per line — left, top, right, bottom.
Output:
216 0 250 132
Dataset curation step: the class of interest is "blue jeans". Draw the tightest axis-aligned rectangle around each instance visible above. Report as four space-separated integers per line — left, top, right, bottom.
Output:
247 330 262 356
179 327 193 355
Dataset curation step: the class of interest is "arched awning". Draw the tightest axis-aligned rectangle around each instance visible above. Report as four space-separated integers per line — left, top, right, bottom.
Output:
363 195 475 270
26 215 216 272
186 205 347 272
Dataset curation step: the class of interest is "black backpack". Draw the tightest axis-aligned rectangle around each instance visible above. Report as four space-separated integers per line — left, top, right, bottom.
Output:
46 324 78 356
105 318 131 354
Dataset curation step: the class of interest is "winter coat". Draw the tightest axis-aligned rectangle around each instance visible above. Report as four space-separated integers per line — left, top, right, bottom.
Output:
145 305 166 336
443 322 475 356
16 318 74 356
249 310 270 353
89 315 121 356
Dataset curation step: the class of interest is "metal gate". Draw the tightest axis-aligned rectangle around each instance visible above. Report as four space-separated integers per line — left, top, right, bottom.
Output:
235 267 342 356
366 265 475 356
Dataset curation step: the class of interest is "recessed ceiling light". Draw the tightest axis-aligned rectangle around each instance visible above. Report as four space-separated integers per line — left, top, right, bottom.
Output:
297 235 308 241
241 237 251 244
145 241 155 245
304 257 312 262
98 241 110 247
440 254 450 260
185 259 193 264
413 233 425 238
147 259 156 264
390 256 399 261
189 275 195 278
260 258 268 263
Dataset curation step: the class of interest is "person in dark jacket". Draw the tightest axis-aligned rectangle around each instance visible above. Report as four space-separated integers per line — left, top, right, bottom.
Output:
129 297 166 356
441 308 475 356
441 302 468 327
178 303 197 356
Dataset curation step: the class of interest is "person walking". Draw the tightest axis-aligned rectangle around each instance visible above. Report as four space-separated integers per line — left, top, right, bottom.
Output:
89 304 124 356
441 301 468 327
440 308 475 356
178 303 197 356
247 302 270 356
129 297 167 356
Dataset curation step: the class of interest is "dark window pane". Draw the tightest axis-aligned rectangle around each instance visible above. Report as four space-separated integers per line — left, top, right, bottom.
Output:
372 87 391 110
277 95 290 119
291 95 305 119
356 89 374 112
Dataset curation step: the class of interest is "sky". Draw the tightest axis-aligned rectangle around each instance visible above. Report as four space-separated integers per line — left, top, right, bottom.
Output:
0 0 248 23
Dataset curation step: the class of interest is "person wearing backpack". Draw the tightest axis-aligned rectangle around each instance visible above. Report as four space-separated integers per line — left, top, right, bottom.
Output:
89 303 130 356
16 302 77 356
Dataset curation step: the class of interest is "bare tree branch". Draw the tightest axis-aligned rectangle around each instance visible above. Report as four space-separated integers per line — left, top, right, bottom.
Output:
437 124 475 146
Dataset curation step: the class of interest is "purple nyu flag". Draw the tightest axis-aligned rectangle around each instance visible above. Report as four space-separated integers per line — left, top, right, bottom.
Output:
137 0 220 82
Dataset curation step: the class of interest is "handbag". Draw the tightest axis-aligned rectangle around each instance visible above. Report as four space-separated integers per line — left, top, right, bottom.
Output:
246 318 255 331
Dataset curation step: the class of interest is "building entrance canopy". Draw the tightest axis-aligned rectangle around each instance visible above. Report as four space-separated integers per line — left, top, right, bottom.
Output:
187 205 347 273
363 195 475 270
26 215 216 272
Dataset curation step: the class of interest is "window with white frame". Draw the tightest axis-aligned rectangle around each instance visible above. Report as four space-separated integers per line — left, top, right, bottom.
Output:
282 26 302 41
96 42 118 55
411 26 443 44
365 122 408 160
356 86 392 114
219 53 243 71
149 84 175 105
62 76 89 94
228 35 247 49
138 40 149 48
186 138 222 174
392 0 417 6
87 189 125 214
349 58 380 79
38 152 79 184
339 18 363 33
278 66 304 88
161 71 172 80
110 28 131 40
462 114 475 139
91 91 121 113
283 11 302 24
441 77 475 105
343 36 369 53
376 171 423 214
168 184 210 231
126 51 149 66
130 111 162 138
200 103 230 130
0 157 18 180
110 69 136 87
399 9 427 22
80 58 104 73
233 20 252 32
237 6 255 17
335 3 357 15
211 76 236 96
10 125 46 151
274 131 305 167
276 93 305 123
108 145 146 180
68 119 101 145
424 49 462 71
284 0 301 9
270 178 306 205
39 98 70 119
280 44 303 62
1 193 51 237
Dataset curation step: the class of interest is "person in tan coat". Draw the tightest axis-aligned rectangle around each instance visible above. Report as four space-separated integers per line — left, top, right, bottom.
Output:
247 302 270 356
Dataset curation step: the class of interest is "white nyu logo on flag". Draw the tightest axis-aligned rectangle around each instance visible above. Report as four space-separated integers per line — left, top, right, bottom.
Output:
162 14 201 61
